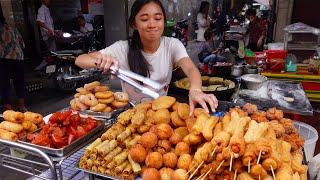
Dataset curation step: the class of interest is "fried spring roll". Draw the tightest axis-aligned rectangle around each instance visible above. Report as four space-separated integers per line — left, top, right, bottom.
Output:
104 147 122 163
117 128 132 142
0 121 23 133
101 123 125 141
98 166 106 174
86 159 93 168
107 161 116 169
93 140 109 153
0 128 18 141
85 138 102 151
115 160 129 174
98 140 117 156
114 151 128 166
3 110 24 123
126 135 141 149
128 154 141 173
123 163 132 177
24 112 43 124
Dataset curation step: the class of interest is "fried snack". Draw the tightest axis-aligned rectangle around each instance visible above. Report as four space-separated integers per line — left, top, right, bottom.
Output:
172 102 179 111
114 151 129 166
90 103 106 112
126 135 141 149
84 81 100 91
250 164 268 179
24 112 44 124
0 128 18 141
135 100 152 110
70 99 80 111
177 154 192 170
169 132 182 145
95 91 113 99
266 107 284 120
254 138 272 159
229 127 245 157
115 160 129 174
280 133 304 152
213 122 223 137
129 144 147 163
251 111 268 123
146 152 163 169
114 92 129 102
174 127 189 139
193 108 209 117
244 120 269 144
117 109 135 126
85 138 102 152
123 163 133 177
242 103 258 114
131 109 146 126
159 168 174 180
117 127 132 142
140 132 158 149
142 168 160 180
21 120 32 131
152 96 176 110
242 144 257 166
28 122 37 133
211 131 231 153
221 113 231 130
104 147 122 163
138 124 152 134
80 93 99 107
203 116 218 141
177 103 189 120
277 140 292 163
74 93 81 98
75 98 88 111
194 142 214 163
268 120 285 138
111 100 128 109
98 166 106 174
98 140 118 156
156 123 173 140
237 172 254 180
275 163 293 180
3 110 24 123
102 106 113 113
175 142 190 156
76 87 89 95
153 109 170 124
291 152 307 174
170 111 186 127
101 123 125 140
163 152 178 168
262 158 279 171
225 111 240 134
128 154 142 173
98 96 114 104
0 121 23 133
185 116 196 132
191 113 209 135
172 169 188 180
94 85 109 92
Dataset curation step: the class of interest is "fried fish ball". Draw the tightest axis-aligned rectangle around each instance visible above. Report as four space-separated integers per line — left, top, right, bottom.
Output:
129 144 147 163
160 168 174 180
172 169 188 180
140 132 158 149
171 111 186 127
152 96 176 110
163 152 178 168
154 109 170 124
177 154 192 170
142 168 161 180
175 142 190 156
156 123 173 140
169 132 182 145
177 103 190 120
146 152 163 169
156 140 172 154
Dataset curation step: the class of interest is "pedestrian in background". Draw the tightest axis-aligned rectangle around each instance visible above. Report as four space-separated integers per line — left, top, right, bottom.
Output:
196 1 211 42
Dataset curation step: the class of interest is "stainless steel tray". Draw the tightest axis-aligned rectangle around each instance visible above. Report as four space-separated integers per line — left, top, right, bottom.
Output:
75 159 119 180
17 120 104 157
79 104 130 119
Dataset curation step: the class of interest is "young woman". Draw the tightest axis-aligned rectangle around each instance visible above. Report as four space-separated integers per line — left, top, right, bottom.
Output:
75 0 218 114
196 1 211 42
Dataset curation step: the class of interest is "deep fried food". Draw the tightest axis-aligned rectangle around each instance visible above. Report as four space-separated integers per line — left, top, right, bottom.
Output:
146 152 163 169
135 100 152 110
275 163 293 180
138 124 152 134
174 127 189 139
172 169 188 180
95 91 113 99
163 152 178 168
244 120 269 143
177 154 192 170
156 123 173 140
279 118 295 134
169 132 182 145
266 107 284 120
159 168 174 180
93 85 109 92
242 143 257 166
129 144 147 163
194 142 214 163
114 92 129 102
84 81 100 91
154 109 170 124
170 111 186 127
3 110 24 123
0 121 24 133
111 100 128 109
193 108 209 117
202 116 218 141
280 133 304 152
102 106 113 113
230 127 245 157
191 113 209 135
254 138 272 159
251 111 268 123
242 103 258 114
76 87 89 95
291 152 307 174
142 168 160 180
0 128 18 141
80 93 99 107
156 140 172 154
175 142 190 156
172 102 179 111
75 98 89 111
177 103 190 120
250 164 268 179
90 103 107 112
131 109 146 126
70 99 80 111
211 131 231 153
152 96 176 110
24 112 44 124
117 109 135 126
185 116 196 132
140 132 158 149
269 120 286 138
97 96 114 104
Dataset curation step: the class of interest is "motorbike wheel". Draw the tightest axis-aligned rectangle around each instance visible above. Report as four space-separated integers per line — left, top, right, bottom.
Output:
55 74 77 92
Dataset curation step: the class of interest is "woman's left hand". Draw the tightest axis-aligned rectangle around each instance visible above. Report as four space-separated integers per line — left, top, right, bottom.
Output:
189 89 218 116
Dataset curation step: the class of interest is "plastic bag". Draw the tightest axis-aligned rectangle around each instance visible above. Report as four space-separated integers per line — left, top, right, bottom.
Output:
309 153 320 180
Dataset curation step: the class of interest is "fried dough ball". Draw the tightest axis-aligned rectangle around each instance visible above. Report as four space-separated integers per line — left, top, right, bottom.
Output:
146 152 163 169
171 111 186 127
172 102 179 111
177 103 190 120
142 168 161 180
185 117 196 132
169 132 182 145
157 140 172 153
243 103 258 114
160 168 174 180
154 109 171 124
163 152 178 168
193 108 209 117
174 127 189 139
150 125 158 134
177 154 192 170
172 169 188 180
266 107 284 120
131 109 146 126
135 100 152 110
146 109 156 124
140 132 158 149
175 142 190 156
129 144 147 163
152 96 176 111
156 123 173 140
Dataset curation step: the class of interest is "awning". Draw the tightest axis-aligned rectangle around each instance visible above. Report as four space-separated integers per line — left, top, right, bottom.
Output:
254 0 269 6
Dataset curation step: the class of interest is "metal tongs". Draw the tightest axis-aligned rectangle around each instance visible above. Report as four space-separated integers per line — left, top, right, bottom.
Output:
109 66 161 99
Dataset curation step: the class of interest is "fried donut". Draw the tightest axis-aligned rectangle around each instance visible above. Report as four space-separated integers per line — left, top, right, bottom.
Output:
70 99 80 111
98 96 115 104
74 93 81 98
102 106 113 113
90 103 107 112
95 91 113 99
111 101 128 109
76 87 89 95
94 85 109 92
84 81 100 91
80 94 99 107
75 98 89 111
114 92 129 102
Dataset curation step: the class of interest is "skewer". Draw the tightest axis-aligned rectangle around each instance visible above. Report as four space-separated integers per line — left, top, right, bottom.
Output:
195 173 204 180
201 168 212 180
248 159 251 173
270 165 276 180
188 161 204 180
216 160 225 172
185 163 198 176
233 170 237 180
211 146 217 157
259 175 261 180
229 153 233 171
257 150 262 165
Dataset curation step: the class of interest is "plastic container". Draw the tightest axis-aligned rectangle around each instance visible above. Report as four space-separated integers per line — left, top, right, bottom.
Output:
267 42 284 50
241 74 267 90
266 50 288 60
293 121 319 162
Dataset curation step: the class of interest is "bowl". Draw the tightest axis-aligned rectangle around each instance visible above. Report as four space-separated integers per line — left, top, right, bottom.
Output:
241 74 267 90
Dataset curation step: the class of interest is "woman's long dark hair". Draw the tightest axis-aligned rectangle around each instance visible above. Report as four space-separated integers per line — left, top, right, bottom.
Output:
0 6 6 27
199 1 210 14
128 0 166 77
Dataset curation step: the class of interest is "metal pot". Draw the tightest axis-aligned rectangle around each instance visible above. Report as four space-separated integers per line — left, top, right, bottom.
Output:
244 65 259 74
231 65 243 77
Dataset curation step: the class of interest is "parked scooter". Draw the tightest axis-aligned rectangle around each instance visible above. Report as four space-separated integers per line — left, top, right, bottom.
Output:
172 13 191 47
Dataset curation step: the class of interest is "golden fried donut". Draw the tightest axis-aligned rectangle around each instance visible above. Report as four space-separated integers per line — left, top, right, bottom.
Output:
90 103 106 112
114 92 129 102
102 106 113 113
111 100 128 109
70 99 80 111
80 94 99 107
76 87 89 95
94 85 109 92
152 96 176 110
84 81 100 91
95 91 113 99
97 96 115 104
74 93 81 98
75 98 89 111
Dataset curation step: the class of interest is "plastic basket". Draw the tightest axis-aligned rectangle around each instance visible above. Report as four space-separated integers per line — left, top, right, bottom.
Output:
293 121 319 162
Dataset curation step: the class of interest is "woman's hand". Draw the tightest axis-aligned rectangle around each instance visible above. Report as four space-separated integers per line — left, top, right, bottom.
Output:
189 89 218 116
95 54 119 74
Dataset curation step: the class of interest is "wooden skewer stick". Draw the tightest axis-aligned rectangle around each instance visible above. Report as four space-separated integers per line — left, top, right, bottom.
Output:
216 160 225 172
270 165 276 180
195 173 204 180
201 168 212 180
259 175 261 180
185 163 197 176
257 150 262 165
188 161 204 180
248 159 251 173
211 146 217 157
233 170 237 180
229 153 233 171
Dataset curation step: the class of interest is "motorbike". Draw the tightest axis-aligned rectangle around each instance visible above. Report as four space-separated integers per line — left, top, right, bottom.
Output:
171 13 191 47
